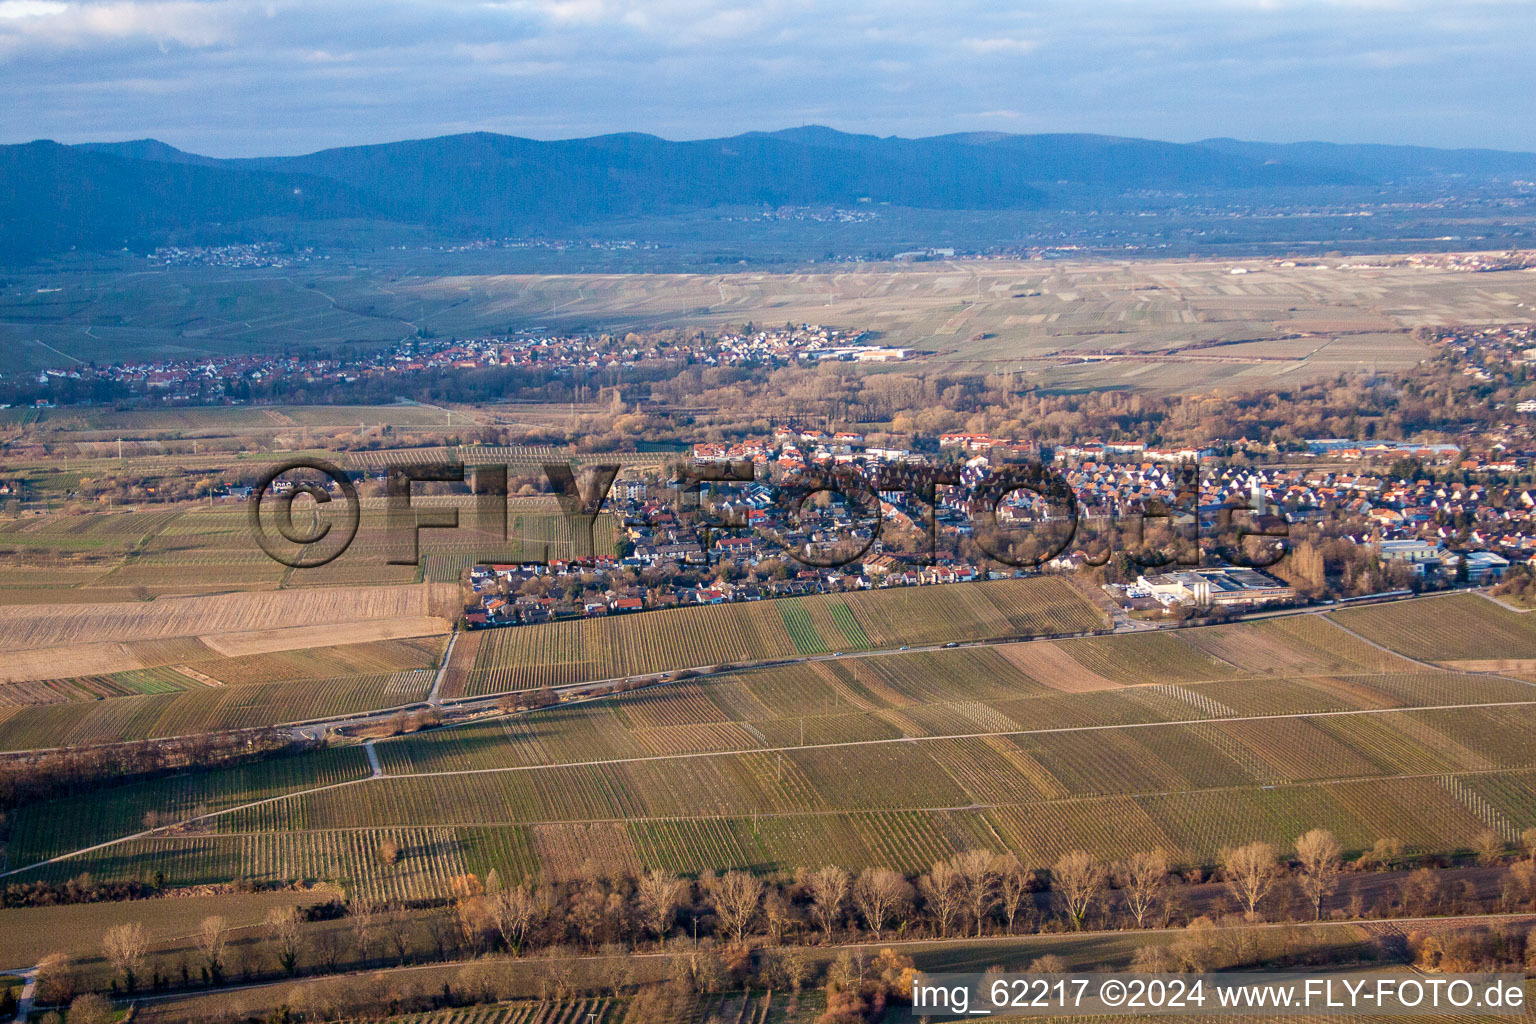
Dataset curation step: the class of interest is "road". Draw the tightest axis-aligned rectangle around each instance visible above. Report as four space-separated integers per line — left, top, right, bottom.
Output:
7 968 35 1024
116 908 1536 1015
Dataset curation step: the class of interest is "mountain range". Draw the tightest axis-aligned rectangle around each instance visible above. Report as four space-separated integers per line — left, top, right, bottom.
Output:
5 127 1536 260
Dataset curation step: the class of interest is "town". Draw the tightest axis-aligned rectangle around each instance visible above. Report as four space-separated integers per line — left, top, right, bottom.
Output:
458 420 1534 629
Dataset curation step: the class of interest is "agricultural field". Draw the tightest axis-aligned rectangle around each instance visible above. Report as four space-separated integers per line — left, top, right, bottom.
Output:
16 256 1516 390
0 888 331 968
0 581 452 682
0 669 433 750
12 597 1536 898
1330 593 1536 664
450 577 1105 694
5 744 371 867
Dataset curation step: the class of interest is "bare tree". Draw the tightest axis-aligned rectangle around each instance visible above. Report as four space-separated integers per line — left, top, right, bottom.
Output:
35 952 74 1007
952 849 997 937
196 915 228 984
808 865 851 942
1400 867 1443 916
635 869 686 949
1052 851 1106 931
266 906 304 976
708 871 764 944
1474 830 1507 867
1294 829 1344 920
350 899 379 963
103 921 148 993
596 944 635 996
66 994 113 1024
852 867 912 940
1221 841 1279 918
382 902 414 965
312 926 345 973
919 859 964 937
1115 850 1170 929
1359 837 1403 872
995 854 1033 934
486 877 543 956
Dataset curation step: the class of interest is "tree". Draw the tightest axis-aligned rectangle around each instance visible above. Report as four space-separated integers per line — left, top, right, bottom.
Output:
66 994 114 1024
852 868 912 940
808 865 851 942
1221 841 1279 918
918 859 964 937
103 921 148 993
382 902 414 965
995 854 1033 934
351 899 379 962
34 953 73 1008
1052 851 1106 931
1115 850 1170 929
1360 837 1404 872
196 915 228 984
266 906 304 976
1474 830 1507 866
708 871 763 944
953 849 997 937
635 869 686 949
1294 830 1344 921
486 876 543 955
1521 827 1536 862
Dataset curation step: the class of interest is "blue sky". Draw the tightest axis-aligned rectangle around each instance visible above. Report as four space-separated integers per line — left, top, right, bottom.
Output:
2 0 1533 156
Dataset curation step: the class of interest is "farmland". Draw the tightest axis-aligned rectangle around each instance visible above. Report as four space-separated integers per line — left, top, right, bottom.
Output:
12 602 1536 896
12 255 1530 391
450 577 1106 694
1330 593 1536 665
0 581 453 683
0 669 434 750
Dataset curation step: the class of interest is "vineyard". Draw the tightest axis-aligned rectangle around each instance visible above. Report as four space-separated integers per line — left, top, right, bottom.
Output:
0 669 433 751
22 770 1536 892
16 595 1536 897
454 577 1106 693
6 745 371 866
1331 593 1536 663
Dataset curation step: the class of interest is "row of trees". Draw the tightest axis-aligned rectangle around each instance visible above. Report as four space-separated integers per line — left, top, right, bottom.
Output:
52 826 1536 1007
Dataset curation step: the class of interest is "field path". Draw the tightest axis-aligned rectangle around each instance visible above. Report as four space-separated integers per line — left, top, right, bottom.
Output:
428 629 459 706
122 909 1536 1016
8 967 35 1023
364 740 384 778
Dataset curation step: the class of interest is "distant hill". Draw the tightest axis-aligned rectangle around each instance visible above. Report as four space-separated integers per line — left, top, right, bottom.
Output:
0 141 378 261
1198 138 1536 181
3 126 1533 259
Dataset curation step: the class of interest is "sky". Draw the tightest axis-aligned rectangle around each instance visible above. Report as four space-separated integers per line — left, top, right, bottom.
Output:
2 0 1534 156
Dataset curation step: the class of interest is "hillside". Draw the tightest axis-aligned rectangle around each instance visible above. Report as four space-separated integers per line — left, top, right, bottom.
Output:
4 127 1494 259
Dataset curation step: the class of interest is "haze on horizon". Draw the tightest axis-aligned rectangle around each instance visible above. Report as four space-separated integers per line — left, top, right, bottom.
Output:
2 0 1535 157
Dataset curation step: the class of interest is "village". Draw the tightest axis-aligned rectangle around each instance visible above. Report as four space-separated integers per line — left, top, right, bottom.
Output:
460 422 1536 628
3 323 908 408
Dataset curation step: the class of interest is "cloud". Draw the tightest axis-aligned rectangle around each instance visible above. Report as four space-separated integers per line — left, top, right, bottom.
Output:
0 1 68 18
0 0 1532 153
961 36 1037 55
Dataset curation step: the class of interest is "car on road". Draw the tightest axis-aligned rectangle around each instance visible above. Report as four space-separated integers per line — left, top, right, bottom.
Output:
942 641 959 648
